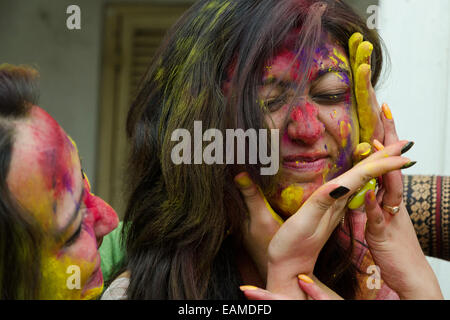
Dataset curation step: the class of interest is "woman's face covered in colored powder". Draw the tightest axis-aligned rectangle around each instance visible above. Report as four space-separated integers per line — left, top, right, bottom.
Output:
7 107 119 299
262 32 359 218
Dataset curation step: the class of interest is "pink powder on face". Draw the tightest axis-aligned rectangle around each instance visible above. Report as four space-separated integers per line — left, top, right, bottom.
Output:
29 107 76 201
82 177 119 241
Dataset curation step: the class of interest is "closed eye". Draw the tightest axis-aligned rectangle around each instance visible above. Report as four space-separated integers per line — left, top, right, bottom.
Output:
64 223 82 247
264 92 292 111
312 92 349 105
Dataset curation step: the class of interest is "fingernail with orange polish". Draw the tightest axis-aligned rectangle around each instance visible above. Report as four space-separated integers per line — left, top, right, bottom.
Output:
298 274 314 284
240 285 259 291
373 139 385 151
382 103 393 120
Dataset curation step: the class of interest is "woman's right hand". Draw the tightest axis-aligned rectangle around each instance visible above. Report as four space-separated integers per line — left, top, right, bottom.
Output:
235 141 413 299
240 274 336 300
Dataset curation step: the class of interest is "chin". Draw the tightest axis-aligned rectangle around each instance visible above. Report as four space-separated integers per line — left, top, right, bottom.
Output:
81 267 104 299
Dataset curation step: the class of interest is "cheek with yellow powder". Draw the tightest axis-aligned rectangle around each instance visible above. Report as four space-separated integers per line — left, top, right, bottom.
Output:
39 249 102 300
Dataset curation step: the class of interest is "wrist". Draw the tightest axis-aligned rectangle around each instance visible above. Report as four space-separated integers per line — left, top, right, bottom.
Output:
266 261 313 296
397 278 443 300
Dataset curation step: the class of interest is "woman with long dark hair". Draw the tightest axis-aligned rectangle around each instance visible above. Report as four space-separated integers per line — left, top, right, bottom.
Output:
109 0 442 299
0 64 119 299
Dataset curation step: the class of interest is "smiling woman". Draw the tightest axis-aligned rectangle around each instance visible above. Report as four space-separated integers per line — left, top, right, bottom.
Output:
0 64 119 299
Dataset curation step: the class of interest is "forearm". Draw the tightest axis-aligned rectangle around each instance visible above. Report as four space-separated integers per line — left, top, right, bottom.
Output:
376 252 443 300
395 266 443 300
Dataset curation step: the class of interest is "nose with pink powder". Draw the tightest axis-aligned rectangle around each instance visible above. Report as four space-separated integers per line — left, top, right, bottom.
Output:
288 102 325 144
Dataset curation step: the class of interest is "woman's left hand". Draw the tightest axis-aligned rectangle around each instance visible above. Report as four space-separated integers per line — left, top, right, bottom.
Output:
363 105 443 300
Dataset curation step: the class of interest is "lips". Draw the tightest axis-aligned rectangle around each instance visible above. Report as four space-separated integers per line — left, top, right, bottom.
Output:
283 153 329 171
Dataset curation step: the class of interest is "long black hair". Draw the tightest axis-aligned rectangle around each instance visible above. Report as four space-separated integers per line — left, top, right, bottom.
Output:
0 64 44 299
124 0 383 299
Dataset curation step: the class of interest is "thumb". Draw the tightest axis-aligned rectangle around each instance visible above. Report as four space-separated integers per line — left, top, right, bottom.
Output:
297 275 334 300
352 142 373 164
234 172 284 228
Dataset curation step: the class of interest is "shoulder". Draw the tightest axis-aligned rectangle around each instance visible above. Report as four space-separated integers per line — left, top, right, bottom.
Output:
101 271 130 300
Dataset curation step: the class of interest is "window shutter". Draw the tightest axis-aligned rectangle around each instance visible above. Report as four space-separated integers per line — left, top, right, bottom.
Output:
98 4 191 217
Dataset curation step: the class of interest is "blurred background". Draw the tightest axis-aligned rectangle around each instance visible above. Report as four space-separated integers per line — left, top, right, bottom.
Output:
0 0 449 216
0 0 374 213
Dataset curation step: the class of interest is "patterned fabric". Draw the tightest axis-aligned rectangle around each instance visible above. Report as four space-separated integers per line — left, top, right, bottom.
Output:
403 175 450 261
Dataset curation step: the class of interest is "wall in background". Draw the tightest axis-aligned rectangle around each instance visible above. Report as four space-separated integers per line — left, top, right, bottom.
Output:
0 0 195 190
377 0 450 176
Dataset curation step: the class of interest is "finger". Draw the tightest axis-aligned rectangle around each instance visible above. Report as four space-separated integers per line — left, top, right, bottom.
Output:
240 286 289 300
355 64 379 143
332 156 413 195
354 140 407 167
234 172 284 228
381 103 400 146
349 138 405 211
290 183 349 230
297 275 332 300
370 138 411 209
297 155 410 227
355 41 373 69
353 142 372 164
349 32 363 69
347 178 377 210
382 169 404 208
364 189 386 237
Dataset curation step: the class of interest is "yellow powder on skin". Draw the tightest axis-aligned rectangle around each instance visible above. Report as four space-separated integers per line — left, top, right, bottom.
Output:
39 251 101 300
278 185 304 216
332 48 350 70
260 187 284 226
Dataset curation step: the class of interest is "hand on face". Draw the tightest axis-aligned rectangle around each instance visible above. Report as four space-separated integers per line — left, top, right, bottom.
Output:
7 107 119 299
348 32 384 144
235 139 412 299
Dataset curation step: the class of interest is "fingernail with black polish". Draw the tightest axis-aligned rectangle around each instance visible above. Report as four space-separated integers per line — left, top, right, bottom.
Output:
330 186 350 199
401 161 417 170
401 141 414 155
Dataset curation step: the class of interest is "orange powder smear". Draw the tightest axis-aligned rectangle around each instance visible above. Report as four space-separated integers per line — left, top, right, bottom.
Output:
340 121 352 148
